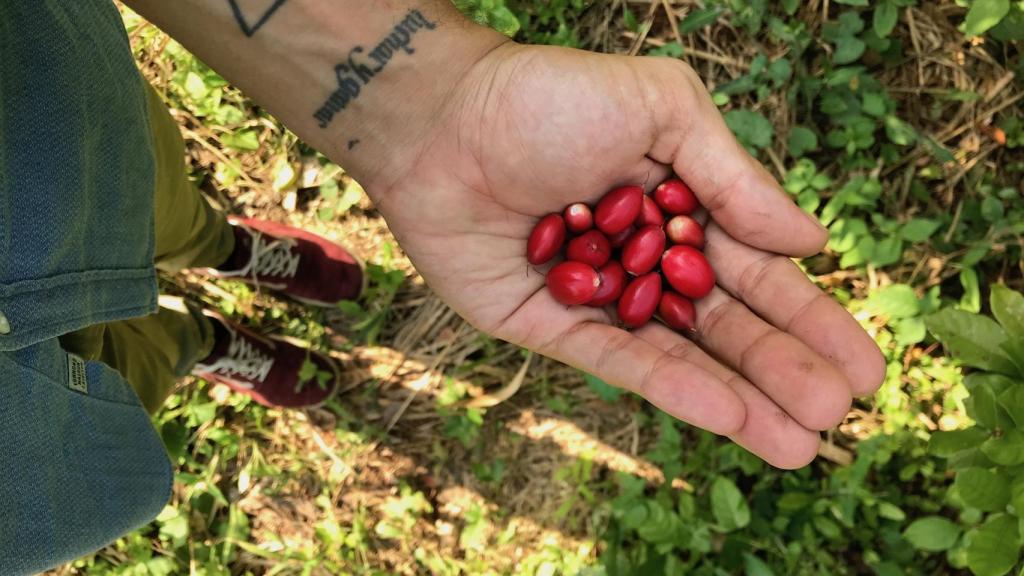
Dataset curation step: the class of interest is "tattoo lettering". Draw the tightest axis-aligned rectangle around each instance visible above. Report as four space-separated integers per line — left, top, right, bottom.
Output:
313 9 437 130
229 0 290 37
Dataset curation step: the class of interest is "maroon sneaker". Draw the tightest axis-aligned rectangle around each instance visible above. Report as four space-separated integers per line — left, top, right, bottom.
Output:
211 217 364 307
193 313 340 408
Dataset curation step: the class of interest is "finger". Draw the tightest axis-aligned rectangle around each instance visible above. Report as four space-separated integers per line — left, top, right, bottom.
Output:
541 319 746 436
634 323 821 469
644 58 827 257
693 288 853 431
705 223 886 396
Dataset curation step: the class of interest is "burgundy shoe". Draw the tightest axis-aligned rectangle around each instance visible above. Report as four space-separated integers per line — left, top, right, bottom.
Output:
193 313 340 409
211 217 364 307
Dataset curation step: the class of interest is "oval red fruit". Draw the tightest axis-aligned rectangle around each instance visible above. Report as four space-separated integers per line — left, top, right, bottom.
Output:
661 245 715 299
546 262 601 306
563 203 594 233
635 195 664 228
621 225 666 276
618 273 662 327
665 215 705 248
567 230 612 267
654 179 699 215
607 225 635 249
588 261 628 307
659 292 696 332
595 185 644 235
527 214 567 266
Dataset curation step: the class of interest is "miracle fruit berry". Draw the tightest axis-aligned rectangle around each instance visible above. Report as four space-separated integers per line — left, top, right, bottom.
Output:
621 225 666 276
607 225 635 249
527 214 566 266
546 261 601 306
618 273 662 327
654 178 699 215
659 292 696 332
563 203 594 233
567 230 612 268
635 196 664 228
665 215 705 248
595 185 644 235
588 260 627 307
662 245 715 299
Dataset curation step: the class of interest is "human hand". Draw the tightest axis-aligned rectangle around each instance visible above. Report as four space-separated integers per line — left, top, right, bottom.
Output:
368 43 885 469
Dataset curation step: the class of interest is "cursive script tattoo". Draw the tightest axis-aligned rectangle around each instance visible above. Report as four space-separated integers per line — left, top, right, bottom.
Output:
229 0 289 37
313 9 437 130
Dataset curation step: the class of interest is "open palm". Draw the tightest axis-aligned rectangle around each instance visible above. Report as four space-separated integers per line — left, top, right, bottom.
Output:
373 44 885 469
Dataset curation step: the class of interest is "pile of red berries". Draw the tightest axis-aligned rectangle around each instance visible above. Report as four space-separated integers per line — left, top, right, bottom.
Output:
527 178 713 331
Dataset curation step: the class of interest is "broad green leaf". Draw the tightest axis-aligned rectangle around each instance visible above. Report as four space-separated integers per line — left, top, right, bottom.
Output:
743 553 776 576
901 218 941 242
788 126 819 157
926 309 1017 374
710 476 751 532
725 110 774 151
982 197 1006 223
221 130 260 152
584 373 624 402
992 285 1024 342
930 427 989 457
877 501 907 521
1011 475 1024 516
968 381 1015 430
998 386 1024 428
885 115 918 146
835 0 868 5
961 268 982 314
834 36 866 65
902 516 962 551
893 317 926 346
872 236 903 267
964 0 1011 37
874 1 900 37
967 513 1020 576
679 7 722 34
982 430 1024 466
955 468 1011 512
866 284 920 319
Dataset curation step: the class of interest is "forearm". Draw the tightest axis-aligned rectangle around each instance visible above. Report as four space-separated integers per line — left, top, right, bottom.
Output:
123 0 507 191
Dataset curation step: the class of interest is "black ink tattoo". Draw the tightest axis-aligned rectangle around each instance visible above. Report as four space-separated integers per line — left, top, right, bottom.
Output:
229 0 289 37
347 139 361 150
313 9 437 130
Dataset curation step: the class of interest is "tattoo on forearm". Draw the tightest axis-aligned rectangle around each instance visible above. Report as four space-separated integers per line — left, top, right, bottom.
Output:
313 9 437 131
229 0 289 37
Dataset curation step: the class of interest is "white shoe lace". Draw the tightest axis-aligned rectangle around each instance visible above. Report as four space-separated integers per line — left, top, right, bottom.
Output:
194 325 275 388
219 225 301 291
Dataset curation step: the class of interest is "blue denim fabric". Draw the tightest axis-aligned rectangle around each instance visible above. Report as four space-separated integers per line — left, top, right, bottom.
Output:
0 1 172 573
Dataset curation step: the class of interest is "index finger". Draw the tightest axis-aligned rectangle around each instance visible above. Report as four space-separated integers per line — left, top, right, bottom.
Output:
645 58 828 258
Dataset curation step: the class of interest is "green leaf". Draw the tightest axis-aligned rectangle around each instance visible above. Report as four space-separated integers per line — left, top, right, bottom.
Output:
834 36 867 65
926 309 1017 374
964 0 1011 37
967 513 1020 576
787 126 819 157
991 285 1024 342
961 268 982 314
982 197 1006 223
885 115 918 146
584 372 624 402
743 553 776 576
955 468 1011 512
930 428 990 457
679 7 722 34
877 501 907 521
872 236 904 267
998 386 1024 428
968 380 1015 430
866 284 920 319
902 516 962 551
874 1 900 38
981 430 1024 466
710 476 751 532
900 218 941 242
221 130 260 152
724 110 774 151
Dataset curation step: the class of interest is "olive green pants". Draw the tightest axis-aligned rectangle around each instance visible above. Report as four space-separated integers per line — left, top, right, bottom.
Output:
60 82 236 414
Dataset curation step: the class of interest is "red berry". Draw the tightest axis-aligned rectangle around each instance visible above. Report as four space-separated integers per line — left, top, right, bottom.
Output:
635 195 664 228
621 225 666 276
618 273 662 327
665 215 705 248
588 261 627 307
662 246 715 299
527 214 567 266
607 225 635 249
659 292 696 332
546 262 601 306
654 179 699 215
566 230 612 268
563 203 594 233
595 185 644 235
